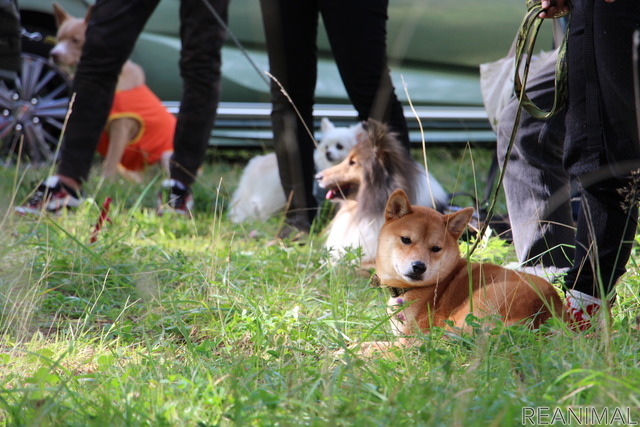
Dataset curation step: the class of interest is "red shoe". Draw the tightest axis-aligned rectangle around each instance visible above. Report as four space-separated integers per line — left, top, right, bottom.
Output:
565 290 602 332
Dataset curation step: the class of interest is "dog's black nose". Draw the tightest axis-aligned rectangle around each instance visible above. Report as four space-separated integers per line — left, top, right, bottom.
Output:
406 261 427 281
411 261 426 275
326 152 333 162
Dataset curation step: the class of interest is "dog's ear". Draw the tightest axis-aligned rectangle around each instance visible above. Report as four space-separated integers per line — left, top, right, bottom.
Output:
365 119 388 147
385 189 412 221
320 117 334 134
445 207 474 239
52 2 70 27
353 122 367 143
85 5 94 23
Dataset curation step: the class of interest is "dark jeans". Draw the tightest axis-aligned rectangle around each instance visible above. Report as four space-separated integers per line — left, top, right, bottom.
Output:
0 0 20 79
260 0 409 229
57 0 228 187
562 0 640 299
501 0 640 299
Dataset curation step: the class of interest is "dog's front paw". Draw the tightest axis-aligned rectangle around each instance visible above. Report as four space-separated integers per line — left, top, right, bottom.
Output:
357 341 397 357
333 341 402 358
336 341 395 357
332 341 386 357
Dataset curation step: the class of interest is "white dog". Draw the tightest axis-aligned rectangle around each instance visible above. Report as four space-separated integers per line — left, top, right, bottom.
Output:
227 153 285 223
313 118 364 171
228 118 362 223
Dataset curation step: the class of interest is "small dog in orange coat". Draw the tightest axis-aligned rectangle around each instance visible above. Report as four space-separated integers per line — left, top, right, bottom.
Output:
51 2 175 183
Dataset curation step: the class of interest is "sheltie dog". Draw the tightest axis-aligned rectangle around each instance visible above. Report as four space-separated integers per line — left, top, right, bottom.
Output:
315 119 448 268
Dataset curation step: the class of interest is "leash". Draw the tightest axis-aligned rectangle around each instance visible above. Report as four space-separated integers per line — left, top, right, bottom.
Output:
515 1 569 120
469 0 570 256
198 0 318 146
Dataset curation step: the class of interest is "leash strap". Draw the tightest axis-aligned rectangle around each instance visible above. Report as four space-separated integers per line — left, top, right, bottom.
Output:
470 0 570 256
514 0 569 120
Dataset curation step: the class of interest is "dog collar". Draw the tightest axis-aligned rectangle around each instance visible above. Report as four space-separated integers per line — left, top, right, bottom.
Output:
370 274 410 298
389 287 409 298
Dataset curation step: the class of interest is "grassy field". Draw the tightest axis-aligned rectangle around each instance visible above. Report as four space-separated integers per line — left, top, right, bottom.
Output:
0 147 639 426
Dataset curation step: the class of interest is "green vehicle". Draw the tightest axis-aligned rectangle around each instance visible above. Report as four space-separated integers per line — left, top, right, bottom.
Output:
3 0 552 162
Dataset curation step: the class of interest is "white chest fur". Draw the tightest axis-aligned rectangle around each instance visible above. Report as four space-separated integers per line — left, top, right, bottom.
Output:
324 202 382 265
387 295 413 336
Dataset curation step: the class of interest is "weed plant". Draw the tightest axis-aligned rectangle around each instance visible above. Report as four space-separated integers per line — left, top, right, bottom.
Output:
0 148 638 426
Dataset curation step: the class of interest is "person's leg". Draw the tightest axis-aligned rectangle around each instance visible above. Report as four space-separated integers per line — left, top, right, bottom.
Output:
320 0 409 150
563 0 640 303
0 0 20 80
260 0 319 231
170 0 229 187
56 0 160 185
497 52 574 269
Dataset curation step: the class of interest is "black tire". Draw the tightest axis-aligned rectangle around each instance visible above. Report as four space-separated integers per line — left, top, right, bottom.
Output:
0 53 71 166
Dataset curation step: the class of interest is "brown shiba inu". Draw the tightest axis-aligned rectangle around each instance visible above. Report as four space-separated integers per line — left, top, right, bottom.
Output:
361 189 564 353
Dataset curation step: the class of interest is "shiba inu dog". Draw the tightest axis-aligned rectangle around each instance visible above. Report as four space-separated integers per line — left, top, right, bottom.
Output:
315 119 447 267
359 189 564 353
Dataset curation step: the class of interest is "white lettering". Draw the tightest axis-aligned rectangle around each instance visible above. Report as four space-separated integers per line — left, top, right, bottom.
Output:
550 407 567 425
521 407 535 425
521 406 637 425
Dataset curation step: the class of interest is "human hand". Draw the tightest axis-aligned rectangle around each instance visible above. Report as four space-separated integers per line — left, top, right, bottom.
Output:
539 0 616 18
539 0 570 19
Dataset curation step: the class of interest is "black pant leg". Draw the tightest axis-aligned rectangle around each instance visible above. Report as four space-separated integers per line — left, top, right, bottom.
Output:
170 0 229 186
56 0 160 183
320 0 409 150
260 0 319 228
0 0 20 79
563 0 640 298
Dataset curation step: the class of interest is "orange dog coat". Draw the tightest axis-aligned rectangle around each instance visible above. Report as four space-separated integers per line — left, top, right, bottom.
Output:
97 84 175 171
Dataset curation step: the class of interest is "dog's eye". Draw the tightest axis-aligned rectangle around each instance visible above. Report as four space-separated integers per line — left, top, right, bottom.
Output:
348 158 356 166
336 143 343 150
431 246 442 253
400 236 411 245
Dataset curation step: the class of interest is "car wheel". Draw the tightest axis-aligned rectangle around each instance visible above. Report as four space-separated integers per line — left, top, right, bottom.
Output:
0 53 71 166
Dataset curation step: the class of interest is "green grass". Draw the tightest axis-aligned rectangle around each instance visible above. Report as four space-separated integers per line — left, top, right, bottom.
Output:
0 148 638 426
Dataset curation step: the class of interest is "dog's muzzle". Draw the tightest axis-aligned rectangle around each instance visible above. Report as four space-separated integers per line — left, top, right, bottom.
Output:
405 261 426 281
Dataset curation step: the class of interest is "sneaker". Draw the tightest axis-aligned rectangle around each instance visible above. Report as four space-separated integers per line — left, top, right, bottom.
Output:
15 176 83 215
519 265 569 283
156 179 193 216
565 289 602 332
